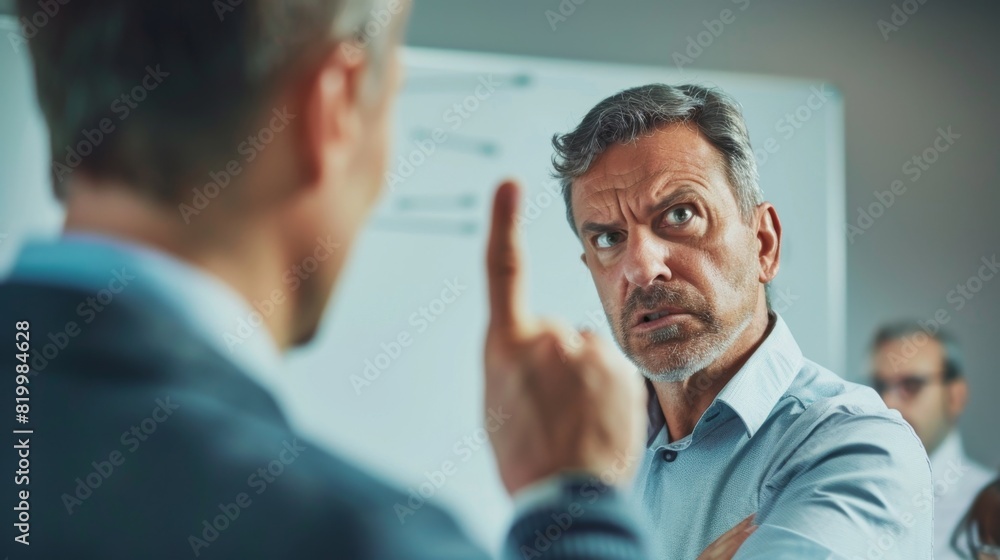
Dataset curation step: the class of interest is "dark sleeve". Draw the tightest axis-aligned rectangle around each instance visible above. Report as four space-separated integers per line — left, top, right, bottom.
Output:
339 479 646 560
504 480 648 560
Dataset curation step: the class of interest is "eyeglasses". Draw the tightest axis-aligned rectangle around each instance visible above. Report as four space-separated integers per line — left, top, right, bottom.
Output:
872 375 947 401
979 545 1000 559
952 521 1000 558
969 521 1000 559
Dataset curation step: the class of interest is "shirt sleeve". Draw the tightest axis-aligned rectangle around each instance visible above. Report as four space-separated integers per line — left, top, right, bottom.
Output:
512 474 582 516
506 477 650 560
736 407 934 560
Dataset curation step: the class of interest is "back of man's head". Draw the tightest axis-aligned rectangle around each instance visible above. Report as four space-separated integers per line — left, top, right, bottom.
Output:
18 0 406 349
18 0 383 202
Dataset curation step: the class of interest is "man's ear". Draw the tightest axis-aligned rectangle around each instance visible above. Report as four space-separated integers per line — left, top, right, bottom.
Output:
755 203 782 283
947 377 969 421
580 252 587 266
298 41 368 190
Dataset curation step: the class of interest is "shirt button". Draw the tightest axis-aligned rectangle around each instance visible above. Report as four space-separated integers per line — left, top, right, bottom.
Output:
663 450 678 462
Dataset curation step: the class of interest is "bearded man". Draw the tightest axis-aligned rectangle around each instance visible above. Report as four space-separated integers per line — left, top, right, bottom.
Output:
551 83 934 559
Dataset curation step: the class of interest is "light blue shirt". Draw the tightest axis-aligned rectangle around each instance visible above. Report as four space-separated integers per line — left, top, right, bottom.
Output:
5 233 285 397
633 314 933 560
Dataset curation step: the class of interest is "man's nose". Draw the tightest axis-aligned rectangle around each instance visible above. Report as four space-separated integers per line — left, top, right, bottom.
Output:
881 389 904 410
622 231 672 287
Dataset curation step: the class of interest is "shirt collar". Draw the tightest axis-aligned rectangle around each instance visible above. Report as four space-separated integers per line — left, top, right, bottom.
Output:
6 232 284 396
714 313 803 438
646 313 804 445
929 429 966 484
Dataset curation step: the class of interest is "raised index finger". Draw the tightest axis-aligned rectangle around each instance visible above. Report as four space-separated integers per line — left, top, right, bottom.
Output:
486 180 531 336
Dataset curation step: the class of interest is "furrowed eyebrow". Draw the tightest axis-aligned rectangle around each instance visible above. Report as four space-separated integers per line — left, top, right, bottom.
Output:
579 221 617 236
578 184 704 236
649 185 702 216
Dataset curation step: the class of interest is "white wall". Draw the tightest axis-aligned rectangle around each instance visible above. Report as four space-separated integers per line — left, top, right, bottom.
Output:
0 20 63 272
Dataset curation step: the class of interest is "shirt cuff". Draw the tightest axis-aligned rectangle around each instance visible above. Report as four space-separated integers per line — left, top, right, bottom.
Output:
511 471 596 516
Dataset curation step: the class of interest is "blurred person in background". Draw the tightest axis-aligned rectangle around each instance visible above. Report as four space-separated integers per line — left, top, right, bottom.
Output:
871 322 995 560
951 476 1000 560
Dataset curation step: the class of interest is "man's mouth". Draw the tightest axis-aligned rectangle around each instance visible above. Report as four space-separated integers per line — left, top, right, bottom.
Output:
632 306 687 331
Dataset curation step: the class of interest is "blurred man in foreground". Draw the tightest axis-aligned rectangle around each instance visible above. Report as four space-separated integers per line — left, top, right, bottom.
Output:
871 323 995 560
551 83 933 559
0 0 687 557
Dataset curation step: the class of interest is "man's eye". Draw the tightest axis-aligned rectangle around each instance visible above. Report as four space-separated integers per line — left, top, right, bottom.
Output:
594 231 624 249
665 204 695 226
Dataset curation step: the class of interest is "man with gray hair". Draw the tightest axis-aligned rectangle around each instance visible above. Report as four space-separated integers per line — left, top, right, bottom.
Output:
870 322 995 560
552 83 933 558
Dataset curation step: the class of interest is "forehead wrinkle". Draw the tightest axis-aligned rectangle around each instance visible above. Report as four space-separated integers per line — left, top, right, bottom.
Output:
578 163 714 226
572 124 731 226
578 169 662 227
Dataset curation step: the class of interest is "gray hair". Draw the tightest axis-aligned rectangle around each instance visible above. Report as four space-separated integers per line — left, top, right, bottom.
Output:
552 83 763 235
20 0 399 201
872 321 964 381
337 0 397 83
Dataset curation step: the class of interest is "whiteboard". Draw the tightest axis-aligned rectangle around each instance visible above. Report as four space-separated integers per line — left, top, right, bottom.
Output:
0 42 845 552
281 48 846 551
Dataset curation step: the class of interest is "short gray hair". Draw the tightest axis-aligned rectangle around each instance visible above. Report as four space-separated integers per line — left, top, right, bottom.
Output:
872 321 964 381
552 83 763 234
337 0 398 84
21 0 398 202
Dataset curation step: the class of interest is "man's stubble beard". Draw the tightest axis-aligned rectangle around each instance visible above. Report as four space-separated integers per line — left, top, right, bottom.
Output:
611 267 759 384
637 311 754 383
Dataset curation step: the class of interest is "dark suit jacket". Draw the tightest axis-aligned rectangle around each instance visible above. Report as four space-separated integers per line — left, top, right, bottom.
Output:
2 280 646 559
